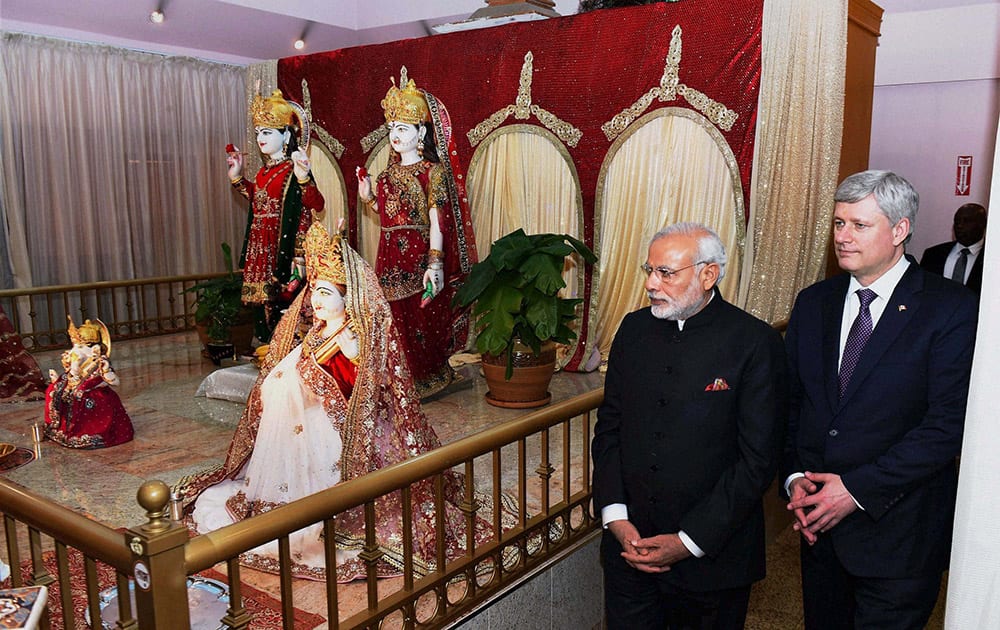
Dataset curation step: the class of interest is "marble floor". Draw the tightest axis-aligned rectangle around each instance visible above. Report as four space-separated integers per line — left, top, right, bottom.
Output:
0 331 604 626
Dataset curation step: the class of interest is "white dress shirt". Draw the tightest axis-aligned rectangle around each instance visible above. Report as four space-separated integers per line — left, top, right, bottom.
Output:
942 238 984 285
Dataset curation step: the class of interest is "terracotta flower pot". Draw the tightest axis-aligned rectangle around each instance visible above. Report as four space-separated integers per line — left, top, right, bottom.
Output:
481 341 556 408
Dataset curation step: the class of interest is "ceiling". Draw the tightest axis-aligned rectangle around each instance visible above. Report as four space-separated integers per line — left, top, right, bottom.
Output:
1 0 995 65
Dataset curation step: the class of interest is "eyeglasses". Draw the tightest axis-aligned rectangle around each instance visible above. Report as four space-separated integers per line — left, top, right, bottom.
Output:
640 261 707 282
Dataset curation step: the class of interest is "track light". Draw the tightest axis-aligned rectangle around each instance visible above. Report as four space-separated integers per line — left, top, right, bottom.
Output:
149 9 164 24
293 38 305 51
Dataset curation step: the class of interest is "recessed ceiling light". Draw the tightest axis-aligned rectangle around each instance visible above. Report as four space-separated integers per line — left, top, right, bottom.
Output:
293 38 305 51
149 10 165 24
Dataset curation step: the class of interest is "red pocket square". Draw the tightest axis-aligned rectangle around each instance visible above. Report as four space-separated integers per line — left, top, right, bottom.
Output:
705 378 730 392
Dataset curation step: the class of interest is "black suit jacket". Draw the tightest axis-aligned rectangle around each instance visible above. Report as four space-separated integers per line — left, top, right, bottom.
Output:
919 240 983 295
782 261 977 578
593 292 787 591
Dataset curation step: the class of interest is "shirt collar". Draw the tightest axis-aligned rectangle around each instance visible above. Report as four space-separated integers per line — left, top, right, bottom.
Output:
848 255 910 300
956 238 985 256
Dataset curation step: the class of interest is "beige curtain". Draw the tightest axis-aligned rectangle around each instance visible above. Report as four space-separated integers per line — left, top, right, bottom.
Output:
359 139 391 265
0 33 247 289
593 108 744 358
308 143 347 235
467 125 582 258
467 126 583 297
739 0 847 322
466 126 585 363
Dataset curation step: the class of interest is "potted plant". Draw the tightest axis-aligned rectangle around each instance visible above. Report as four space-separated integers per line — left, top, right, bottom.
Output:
182 242 252 363
453 229 597 408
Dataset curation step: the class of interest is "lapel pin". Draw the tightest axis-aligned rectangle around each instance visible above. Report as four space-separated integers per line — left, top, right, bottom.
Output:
898 305 907 311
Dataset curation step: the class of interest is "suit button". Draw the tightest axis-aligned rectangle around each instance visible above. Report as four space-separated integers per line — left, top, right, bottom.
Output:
829 429 839 437
648 496 657 504
658 399 667 407
650 464 659 472
665 366 673 374
654 432 664 440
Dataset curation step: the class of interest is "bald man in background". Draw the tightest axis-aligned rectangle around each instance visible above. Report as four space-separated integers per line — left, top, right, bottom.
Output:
919 202 987 296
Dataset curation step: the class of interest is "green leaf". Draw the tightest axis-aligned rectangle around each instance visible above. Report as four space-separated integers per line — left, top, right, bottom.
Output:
524 291 559 340
488 229 533 270
453 259 497 307
520 253 565 295
472 283 522 356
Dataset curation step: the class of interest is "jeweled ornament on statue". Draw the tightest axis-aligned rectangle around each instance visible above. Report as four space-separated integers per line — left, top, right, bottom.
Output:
43 317 134 449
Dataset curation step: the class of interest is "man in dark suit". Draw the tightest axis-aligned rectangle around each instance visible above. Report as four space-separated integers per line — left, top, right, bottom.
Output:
783 171 978 630
593 222 787 629
919 202 987 295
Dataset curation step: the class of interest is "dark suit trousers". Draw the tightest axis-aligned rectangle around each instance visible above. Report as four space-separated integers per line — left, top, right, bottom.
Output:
800 536 942 630
601 532 752 630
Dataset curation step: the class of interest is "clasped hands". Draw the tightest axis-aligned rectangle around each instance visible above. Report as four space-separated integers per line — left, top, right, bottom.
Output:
607 520 691 573
787 471 858 545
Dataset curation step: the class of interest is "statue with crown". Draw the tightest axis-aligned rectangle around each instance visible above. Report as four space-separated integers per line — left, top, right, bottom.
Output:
43 317 134 449
227 89 325 343
356 73 478 398
176 221 492 581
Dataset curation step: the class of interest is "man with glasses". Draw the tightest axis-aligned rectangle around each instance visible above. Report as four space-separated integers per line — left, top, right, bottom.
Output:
593 222 787 629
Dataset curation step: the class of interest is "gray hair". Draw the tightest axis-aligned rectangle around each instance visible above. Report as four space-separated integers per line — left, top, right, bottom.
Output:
834 170 919 236
650 222 728 281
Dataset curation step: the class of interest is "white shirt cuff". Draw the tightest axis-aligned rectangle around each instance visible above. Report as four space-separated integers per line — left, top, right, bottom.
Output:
601 503 629 528
678 530 705 558
784 472 805 497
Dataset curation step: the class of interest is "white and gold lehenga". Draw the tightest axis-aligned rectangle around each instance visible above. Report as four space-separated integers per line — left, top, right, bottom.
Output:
177 223 488 581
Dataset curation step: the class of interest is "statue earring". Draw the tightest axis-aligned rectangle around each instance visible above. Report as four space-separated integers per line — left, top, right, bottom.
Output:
417 140 425 158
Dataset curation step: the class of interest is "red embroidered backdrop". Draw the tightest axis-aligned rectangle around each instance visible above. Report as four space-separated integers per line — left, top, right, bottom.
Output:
278 1 762 370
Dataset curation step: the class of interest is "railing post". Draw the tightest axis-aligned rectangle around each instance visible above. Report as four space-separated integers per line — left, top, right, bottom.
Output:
125 480 191 629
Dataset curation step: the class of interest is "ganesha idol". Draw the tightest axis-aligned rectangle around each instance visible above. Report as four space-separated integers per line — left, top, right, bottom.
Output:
44 317 134 449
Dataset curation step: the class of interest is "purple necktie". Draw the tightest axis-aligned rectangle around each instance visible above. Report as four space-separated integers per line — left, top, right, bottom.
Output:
839 288 877 398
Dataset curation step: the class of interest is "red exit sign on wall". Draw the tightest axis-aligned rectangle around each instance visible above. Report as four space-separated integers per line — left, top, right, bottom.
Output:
955 156 972 196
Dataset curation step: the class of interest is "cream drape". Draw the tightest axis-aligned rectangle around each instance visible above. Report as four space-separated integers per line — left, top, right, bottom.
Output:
359 139 391 265
739 0 847 322
467 125 582 259
593 108 744 358
0 33 247 289
466 126 585 363
308 143 347 235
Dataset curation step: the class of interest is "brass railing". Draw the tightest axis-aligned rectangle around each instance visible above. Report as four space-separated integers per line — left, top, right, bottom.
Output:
0 273 229 351
0 388 603 629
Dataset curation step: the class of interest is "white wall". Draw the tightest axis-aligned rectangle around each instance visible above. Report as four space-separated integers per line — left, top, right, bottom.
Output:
868 2 1000 257
870 79 999 257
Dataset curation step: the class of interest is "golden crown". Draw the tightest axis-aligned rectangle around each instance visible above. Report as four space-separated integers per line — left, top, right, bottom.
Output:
250 89 299 129
304 222 346 286
67 316 111 354
381 79 429 125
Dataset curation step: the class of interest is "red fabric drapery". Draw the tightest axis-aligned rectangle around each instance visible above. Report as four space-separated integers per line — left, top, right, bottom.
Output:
278 1 762 370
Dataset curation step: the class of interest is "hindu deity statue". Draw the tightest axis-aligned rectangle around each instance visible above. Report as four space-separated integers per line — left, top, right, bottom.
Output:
356 78 477 398
227 89 325 341
44 317 133 449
